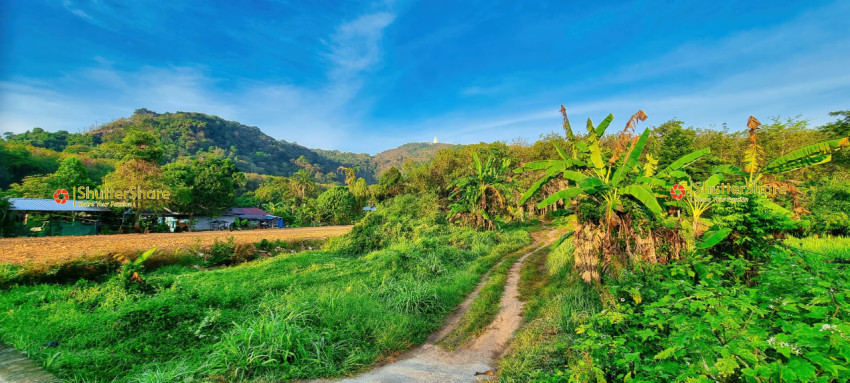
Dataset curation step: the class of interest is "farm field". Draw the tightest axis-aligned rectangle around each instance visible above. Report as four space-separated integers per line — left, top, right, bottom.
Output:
0 226 352 265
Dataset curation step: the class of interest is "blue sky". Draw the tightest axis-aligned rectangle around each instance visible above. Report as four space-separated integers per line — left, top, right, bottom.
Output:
1 0 849 153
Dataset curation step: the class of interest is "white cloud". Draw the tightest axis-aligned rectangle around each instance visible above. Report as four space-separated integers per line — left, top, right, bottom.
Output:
0 9 397 151
326 12 395 80
402 1 850 146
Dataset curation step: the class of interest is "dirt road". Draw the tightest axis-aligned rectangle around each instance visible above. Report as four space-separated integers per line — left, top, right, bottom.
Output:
0 226 352 265
322 229 559 383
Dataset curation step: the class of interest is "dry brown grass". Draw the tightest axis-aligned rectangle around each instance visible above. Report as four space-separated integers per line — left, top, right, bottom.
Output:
0 226 352 266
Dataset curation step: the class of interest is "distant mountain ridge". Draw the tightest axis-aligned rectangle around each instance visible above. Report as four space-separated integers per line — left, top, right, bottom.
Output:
4 109 454 184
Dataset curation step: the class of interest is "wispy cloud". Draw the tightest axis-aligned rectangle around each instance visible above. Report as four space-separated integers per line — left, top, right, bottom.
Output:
326 12 395 80
401 0 850 146
0 8 398 151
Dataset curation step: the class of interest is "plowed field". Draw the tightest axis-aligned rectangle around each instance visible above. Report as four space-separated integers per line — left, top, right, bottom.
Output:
0 226 352 265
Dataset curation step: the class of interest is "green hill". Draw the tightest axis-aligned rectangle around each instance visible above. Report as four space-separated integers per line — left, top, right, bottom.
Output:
1 109 454 187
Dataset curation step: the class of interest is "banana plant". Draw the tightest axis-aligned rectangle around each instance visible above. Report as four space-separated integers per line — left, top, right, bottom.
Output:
710 116 849 220
113 247 157 287
714 116 849 183
447 152 513 230
516 109 711 223
516 108 714 282
232 217 249 230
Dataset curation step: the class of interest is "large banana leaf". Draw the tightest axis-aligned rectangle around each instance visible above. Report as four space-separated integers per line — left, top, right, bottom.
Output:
712 164 746 176
656 148 710 178
578 177 605 189
587 139 606 174
519 173 555 205
644 153 658 177
553 141 570 161
697 227 732 249
562 170 588 182
514 160 564 173
611 129 651 186
761 138 848 174
594 114 614 138
621 184 662 215
473 152 482 174
704 173 724 188
537 187 585 209
635 176 670 188
575 141 589 154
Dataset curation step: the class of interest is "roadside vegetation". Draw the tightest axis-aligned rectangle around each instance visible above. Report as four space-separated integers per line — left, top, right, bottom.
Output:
498 109 850 382
1 107 848 381
0 194 531 382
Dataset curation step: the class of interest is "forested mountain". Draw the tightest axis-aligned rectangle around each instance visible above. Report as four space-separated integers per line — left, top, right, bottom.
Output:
1 109 451 187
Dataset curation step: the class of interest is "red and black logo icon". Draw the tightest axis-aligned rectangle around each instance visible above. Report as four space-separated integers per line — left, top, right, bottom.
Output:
54 189 69 204
670 184 686 200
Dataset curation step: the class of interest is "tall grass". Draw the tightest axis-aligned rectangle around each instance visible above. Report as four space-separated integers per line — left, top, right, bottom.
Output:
786 236 850 259
0 194 531 382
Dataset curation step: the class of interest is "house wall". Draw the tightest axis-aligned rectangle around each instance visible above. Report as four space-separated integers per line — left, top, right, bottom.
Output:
156 215 239 231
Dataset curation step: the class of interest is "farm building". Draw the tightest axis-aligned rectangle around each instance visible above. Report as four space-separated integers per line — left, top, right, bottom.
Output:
6 198 112 236
149 207 282 232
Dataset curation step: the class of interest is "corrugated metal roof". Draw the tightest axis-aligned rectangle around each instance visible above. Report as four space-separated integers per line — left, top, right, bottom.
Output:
8 198 113 212
229 207 269 216
236 214 280 220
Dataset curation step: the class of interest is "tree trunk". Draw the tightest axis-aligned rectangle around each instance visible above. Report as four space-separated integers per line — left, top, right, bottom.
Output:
574 222 601 283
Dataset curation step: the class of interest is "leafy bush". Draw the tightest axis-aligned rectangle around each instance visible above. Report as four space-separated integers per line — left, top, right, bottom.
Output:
202 237 257 266
325 193 446 256
804 177 850 236
316 186 359 225
709 193 800 257
567 248 849 382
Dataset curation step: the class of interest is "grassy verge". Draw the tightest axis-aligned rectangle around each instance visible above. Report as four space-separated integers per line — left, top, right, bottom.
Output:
0 238 324 289
0 195 531 382
500 237 850 382
439 240 545 350
517 245 550 299
498 239 601 382
786 236 850 259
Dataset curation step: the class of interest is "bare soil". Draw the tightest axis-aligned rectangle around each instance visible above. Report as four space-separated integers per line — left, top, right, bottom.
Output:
0 226 352 266
319 229 560 383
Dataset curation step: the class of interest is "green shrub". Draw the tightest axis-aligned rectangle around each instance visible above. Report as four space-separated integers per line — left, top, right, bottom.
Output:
567 248 849 382
805 177 850 236
316 187 359 225
709 193 800 257
325 193 446 256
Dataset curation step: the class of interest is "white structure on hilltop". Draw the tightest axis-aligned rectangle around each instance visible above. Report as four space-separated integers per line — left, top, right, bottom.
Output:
433 136 438 144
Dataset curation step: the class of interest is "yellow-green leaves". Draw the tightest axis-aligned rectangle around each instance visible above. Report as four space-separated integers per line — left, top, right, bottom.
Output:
612 129 651 187
761 137 849 175
644 154 658 177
